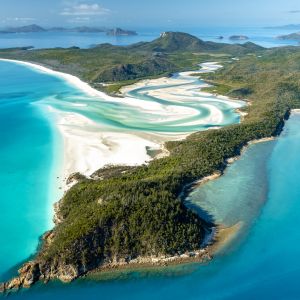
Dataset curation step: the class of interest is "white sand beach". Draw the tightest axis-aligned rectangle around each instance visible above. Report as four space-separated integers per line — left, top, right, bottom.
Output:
49 106 160 186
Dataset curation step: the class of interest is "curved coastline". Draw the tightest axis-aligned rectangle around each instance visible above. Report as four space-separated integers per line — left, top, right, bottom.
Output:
0 59 106 98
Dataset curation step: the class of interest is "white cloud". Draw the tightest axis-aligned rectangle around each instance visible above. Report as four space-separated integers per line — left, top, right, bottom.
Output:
61 3 110 16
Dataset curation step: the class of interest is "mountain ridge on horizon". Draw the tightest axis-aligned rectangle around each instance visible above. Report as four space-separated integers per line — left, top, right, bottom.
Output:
0 24 137 36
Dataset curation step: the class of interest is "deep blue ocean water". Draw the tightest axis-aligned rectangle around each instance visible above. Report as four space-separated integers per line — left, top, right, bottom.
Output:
0 26 298 49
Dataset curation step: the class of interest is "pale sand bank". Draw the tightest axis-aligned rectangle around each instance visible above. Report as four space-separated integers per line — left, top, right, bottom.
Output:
121 62 245 128
194 172 222 187
210 222 243 253
248 137 276 145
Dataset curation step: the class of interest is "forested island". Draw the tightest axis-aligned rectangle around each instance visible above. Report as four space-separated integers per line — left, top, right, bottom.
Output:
229 35 249 41
1 32 300 292
277 32 300 40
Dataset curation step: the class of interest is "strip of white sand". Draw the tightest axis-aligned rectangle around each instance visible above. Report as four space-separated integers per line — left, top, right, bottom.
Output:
48 107 160 188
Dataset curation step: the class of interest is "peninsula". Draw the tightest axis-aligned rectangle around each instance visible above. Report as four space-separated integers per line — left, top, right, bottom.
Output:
0 32 299 292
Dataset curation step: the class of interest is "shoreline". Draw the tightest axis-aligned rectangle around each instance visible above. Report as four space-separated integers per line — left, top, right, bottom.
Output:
0 59 253 293
0 58 109 99
181 135 277 200
226 136 276 165
69 222 243 280
81 222 241 282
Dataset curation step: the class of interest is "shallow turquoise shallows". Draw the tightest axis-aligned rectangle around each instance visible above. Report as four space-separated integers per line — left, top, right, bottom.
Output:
0 60 243 283
0 61 67 281
8 113 300 299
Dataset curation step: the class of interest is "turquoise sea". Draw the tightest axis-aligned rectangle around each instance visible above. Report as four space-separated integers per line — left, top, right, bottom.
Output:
0 61 66 281
1 53 300 298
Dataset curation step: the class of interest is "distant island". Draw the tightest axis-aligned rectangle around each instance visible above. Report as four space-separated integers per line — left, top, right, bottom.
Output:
277 32 300 41
0 24 138 35
0 24 46 33
229 35 249 41
265 24 300 30
106 27 137 36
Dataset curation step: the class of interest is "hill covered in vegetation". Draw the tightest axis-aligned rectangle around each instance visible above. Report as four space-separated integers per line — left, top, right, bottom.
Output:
0 32 264 94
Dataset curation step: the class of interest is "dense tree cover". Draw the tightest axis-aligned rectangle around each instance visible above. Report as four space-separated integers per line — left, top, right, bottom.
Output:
1 34 300 278
94 56 177 82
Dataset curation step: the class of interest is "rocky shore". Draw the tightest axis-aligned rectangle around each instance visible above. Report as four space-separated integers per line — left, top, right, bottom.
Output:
0 236 213 294
1 214 245 294
0 168 215 294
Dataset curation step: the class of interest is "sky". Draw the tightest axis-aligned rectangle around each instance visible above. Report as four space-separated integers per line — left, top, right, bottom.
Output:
1 0 300 29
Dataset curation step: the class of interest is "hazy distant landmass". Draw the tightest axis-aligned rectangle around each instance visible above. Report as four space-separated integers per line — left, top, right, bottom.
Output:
265 24 300 30
277 32 300 40
0 24 46 33
49 26 107 33
106 27 137 36
0 24 138 35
